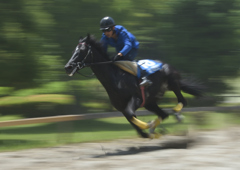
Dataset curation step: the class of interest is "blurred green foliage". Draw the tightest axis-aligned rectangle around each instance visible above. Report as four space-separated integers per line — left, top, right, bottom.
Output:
0 0 240 116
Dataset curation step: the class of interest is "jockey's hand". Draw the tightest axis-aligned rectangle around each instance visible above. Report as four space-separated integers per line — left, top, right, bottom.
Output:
112 54 122 61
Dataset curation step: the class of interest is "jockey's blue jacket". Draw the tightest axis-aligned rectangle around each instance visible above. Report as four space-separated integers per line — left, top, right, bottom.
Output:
101 25 139 59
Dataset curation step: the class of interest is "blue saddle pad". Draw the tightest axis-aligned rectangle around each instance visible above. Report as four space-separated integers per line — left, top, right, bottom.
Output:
137 59 163 78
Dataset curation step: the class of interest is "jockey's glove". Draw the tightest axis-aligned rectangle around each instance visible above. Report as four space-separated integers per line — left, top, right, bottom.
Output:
112 54 121 61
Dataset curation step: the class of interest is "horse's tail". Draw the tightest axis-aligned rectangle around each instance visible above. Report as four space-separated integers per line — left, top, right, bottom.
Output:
180 78 205 97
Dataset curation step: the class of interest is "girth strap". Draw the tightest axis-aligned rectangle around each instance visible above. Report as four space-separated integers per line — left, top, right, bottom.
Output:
140 86 145 107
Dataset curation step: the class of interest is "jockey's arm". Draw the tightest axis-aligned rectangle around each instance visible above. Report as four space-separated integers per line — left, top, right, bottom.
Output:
119 31 132 56
120 44 132 56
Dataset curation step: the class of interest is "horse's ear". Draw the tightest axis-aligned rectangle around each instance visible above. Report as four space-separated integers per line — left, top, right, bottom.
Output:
79 36 83 43
86 33 90 43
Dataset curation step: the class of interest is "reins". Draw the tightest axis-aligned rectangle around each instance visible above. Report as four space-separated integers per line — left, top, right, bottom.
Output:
76 61 114 78
75 44 113 77
84 61 113 67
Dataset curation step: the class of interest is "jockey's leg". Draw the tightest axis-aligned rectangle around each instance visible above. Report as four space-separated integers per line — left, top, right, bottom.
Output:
124 49 152 87
139 70 152 87
122 96 149 138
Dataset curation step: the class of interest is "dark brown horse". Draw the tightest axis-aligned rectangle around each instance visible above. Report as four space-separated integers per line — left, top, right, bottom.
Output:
65 34 203 138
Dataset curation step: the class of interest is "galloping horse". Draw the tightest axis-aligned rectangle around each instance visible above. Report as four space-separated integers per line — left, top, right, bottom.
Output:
65 34 203 138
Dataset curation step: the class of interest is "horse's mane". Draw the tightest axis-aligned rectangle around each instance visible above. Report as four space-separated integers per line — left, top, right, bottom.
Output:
82 35 110 60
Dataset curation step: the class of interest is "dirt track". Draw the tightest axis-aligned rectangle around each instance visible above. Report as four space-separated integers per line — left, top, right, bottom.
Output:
0 127 240 170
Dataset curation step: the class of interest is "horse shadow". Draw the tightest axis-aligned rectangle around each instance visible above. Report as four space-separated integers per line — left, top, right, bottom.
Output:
92 137 190 158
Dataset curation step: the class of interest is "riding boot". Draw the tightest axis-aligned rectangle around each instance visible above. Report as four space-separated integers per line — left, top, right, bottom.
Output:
139 76 152 87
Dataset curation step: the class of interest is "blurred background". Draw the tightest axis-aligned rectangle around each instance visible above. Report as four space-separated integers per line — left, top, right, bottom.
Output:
0 0 240 118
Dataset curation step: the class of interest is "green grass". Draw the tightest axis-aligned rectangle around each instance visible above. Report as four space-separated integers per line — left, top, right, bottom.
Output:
0 77 240 151
0 117 136 151
0 94 74 106
0 115 23 121
0 111 239 152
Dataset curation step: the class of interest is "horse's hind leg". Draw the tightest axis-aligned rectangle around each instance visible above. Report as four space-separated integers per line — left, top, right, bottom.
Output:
144 102 169 121
168 74 187 112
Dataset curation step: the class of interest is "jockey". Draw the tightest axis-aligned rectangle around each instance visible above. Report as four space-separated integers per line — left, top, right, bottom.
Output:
100 16 152 87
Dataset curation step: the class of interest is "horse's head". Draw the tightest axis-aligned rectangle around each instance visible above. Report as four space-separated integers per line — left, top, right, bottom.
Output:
64 34 92 76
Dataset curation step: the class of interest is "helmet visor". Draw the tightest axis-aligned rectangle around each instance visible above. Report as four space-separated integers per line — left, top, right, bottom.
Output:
100 27 112 32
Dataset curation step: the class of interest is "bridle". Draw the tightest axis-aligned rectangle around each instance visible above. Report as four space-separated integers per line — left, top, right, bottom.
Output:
71 42 113 77
76 43 93 68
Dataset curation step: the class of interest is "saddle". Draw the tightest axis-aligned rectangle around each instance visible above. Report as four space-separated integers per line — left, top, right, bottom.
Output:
114 59 163 107
114 59 163 78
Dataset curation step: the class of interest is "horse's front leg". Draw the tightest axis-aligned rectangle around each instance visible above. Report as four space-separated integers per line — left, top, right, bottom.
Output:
144 102 169 137
122 96 150 138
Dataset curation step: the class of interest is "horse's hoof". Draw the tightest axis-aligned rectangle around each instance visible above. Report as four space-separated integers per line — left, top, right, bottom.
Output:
148 120 155 134
174 112 185 122
149 128 155 134
173 102 183 112
148 118 161 134
148 132 161 139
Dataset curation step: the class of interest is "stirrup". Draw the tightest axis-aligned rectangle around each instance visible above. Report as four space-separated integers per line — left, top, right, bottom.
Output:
140 77 152 87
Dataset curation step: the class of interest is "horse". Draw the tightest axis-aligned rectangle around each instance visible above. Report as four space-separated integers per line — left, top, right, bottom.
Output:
64 34 204 138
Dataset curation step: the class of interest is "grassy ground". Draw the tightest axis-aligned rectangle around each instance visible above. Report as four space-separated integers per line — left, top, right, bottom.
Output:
0 78 240 151
0 111 239 152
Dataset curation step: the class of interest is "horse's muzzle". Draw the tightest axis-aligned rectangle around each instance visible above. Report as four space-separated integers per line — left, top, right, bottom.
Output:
64 63 77 76
65 62 85 76
68 67 78 77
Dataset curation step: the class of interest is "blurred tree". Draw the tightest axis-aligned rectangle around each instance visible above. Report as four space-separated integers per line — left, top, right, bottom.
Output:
0 0 60 89
1 0 240 93
157 0 240 91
